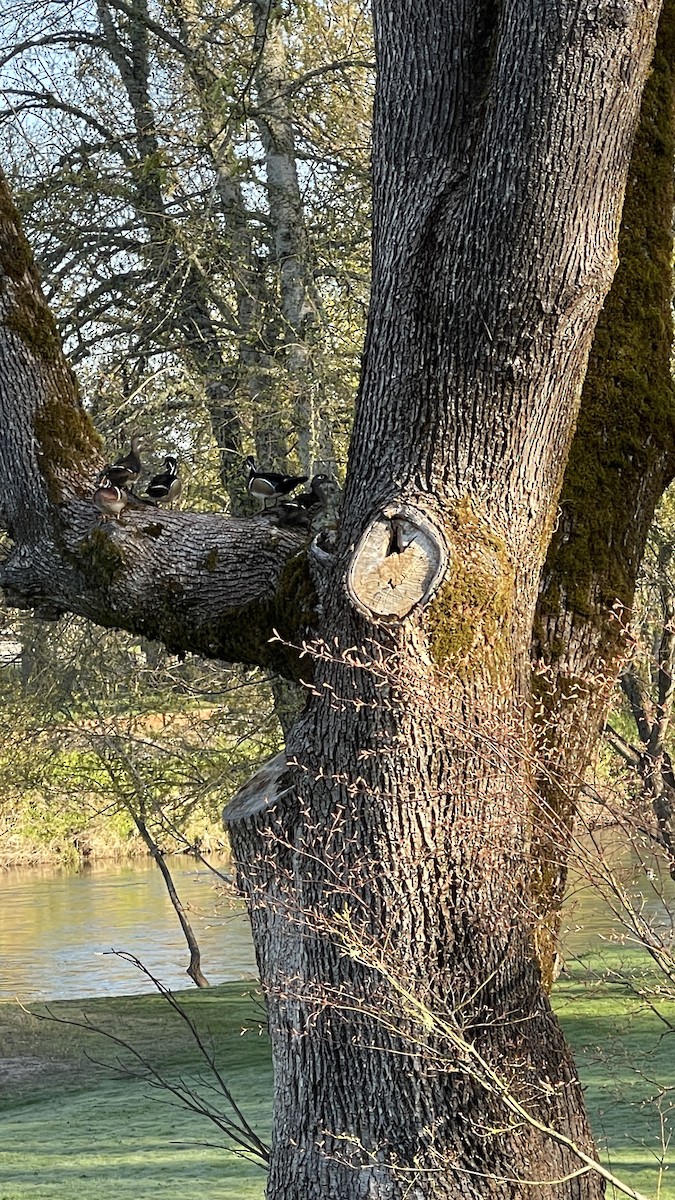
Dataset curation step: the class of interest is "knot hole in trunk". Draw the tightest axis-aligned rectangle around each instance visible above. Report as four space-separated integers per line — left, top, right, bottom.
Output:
346 503 449 621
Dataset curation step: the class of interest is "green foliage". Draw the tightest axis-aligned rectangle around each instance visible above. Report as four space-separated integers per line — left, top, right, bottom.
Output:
0 613 282 866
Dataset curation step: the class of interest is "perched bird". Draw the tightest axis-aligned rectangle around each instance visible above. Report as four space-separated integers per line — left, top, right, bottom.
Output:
101 436 142 489
93 475 128 521
145 455 182 507
269 475 333 528
292 474 331 510
246 456 308 508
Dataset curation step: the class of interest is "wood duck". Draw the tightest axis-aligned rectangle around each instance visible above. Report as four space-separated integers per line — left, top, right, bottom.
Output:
93 475 128 521
246 456 308 508
145 456 182 506
269 475 333 528
293 474 331 510
101 436 142 489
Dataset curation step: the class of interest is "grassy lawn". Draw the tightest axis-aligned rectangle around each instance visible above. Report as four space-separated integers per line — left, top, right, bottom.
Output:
555 950 675 1200
1 966 674 1199
0 984 271 1200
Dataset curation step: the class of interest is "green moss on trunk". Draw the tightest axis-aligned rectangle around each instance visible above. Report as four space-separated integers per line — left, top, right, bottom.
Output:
35 390 102 497
0 169 101 500
531 0 675 989
77 527 127 587
427 498 515 678
537 3 675 635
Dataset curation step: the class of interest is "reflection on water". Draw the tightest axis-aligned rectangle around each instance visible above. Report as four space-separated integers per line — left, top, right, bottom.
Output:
0 856 257 1001
2 829 674 1002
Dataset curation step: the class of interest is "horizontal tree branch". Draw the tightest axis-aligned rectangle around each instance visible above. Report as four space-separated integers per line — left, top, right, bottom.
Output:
0 502 316 676
0 163 317 677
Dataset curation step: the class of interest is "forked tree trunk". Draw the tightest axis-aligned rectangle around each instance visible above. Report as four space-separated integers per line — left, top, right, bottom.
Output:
531 0 675 986
224 3 663 1196
0 2 669 1197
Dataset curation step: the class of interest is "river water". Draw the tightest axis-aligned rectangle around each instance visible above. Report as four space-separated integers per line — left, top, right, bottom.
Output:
1 833 673 1000
0 856 257 1000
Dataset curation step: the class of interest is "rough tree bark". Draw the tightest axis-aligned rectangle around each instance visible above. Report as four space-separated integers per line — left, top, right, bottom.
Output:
0 3 669 1199
224 3 665 1195
531 0 675 985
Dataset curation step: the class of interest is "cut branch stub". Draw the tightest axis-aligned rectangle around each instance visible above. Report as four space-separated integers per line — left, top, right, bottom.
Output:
222 752 291 823
346 503 449 621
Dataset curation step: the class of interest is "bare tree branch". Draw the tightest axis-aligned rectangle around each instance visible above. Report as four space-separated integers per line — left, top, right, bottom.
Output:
604 723 643 769
0 31 106 71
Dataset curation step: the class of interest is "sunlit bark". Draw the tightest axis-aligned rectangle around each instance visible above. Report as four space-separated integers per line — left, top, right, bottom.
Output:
0 1 668 1196
531 0 675 986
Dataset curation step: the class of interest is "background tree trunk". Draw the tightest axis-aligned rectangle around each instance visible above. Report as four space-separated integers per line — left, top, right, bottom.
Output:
531 0 675 987
96 0 249 506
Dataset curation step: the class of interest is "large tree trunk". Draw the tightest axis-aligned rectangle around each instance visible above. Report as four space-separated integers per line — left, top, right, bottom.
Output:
228 672 606 1197
531 0 675 986
0 2 668 1198
223 3 663 1196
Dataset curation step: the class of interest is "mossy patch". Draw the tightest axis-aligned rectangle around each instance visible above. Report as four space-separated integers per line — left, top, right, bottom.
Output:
0 174 61 364
6 283 61 363
76 526 126 588
536 4 675 638
35 389 101 501
427 497 514 677
0 171 101 498
0 171 34 283
274 552 318 636
131 547 317 681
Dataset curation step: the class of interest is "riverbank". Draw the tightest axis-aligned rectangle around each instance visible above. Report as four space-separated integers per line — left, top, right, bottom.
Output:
0 815 231 870
1 964 673 1199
